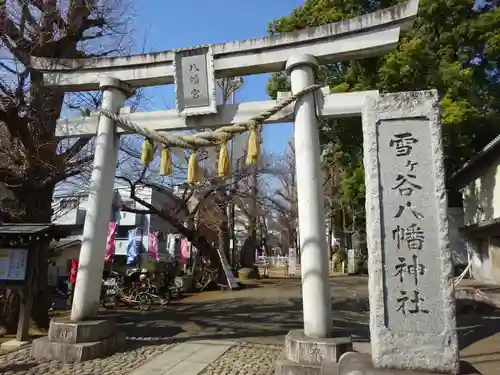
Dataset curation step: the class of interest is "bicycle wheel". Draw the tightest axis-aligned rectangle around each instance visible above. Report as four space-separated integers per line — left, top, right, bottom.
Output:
172 279 183 297
101 293 118 309
136 292 153 311
160 289 172 307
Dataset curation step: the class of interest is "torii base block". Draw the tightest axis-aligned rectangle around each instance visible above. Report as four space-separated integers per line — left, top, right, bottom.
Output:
31 318 125 363
275 330 352 375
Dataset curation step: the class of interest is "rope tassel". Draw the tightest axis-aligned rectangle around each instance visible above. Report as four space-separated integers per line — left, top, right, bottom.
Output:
187 152 199 184
160 148 172 176
95 84 321 179
246 124 260 166
141 139 155 165
218 138 230 178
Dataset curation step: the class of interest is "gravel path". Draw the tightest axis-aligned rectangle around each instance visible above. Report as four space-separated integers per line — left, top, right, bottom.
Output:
199 342 283 375
0 340 176 375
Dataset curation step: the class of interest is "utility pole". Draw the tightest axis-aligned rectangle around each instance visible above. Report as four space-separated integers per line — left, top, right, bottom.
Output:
250 162 258 254
225 78 243 268
229 155 238 267
218 77 243 268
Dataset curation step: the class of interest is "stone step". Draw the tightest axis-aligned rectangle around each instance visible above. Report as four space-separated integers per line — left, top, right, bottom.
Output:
48 318 116 344
31 331 126 363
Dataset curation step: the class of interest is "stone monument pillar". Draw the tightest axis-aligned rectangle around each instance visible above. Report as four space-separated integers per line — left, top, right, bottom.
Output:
275 54 352 375
335 91 460 375
32 78 131 362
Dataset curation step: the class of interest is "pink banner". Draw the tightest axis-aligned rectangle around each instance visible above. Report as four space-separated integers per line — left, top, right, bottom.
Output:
148 232 160 261
178 238 189 265
69 259 78 285
104 222 117 263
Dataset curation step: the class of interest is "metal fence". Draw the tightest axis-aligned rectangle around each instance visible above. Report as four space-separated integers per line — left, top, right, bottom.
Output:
255 255 288 268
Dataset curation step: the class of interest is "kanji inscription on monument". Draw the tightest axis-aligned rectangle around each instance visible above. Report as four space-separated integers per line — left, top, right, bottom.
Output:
363 90 459 374
173 46 217 116
379 119 441 333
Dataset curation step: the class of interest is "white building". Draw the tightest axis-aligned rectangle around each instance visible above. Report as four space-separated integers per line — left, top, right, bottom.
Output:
49 184 179 283
450 134 500 284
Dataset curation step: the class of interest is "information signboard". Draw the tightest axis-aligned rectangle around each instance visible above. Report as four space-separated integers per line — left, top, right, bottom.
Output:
0 249 28 281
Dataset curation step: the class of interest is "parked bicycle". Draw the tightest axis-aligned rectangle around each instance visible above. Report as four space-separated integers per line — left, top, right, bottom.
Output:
101 269 154 311
100 277 119 309
115 285 153 311
140 284 170 307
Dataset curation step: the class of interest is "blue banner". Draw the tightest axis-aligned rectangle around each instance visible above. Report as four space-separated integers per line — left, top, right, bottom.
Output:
126 228 140 265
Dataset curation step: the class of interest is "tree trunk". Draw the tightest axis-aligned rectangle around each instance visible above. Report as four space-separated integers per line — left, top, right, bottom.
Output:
215 190 230 263
218 212 229 264
1 290 20 334
240 235 256 268
29 238 51 330
240 166 258 268
161 212 219 267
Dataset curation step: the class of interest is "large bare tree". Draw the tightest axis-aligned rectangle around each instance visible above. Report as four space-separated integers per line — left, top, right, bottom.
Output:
0 0 135 331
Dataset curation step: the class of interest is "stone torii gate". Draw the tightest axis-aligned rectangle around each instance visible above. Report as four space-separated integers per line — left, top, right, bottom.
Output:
31 1 460 374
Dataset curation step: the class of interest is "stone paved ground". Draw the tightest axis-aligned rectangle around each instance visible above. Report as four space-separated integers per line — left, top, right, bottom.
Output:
108 277 370 345
0 276 369 375
199 342 282 375
0 276 499 375
0 340 176 375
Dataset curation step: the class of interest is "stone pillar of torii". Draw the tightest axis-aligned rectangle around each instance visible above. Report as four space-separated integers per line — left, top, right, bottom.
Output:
30 2 461 374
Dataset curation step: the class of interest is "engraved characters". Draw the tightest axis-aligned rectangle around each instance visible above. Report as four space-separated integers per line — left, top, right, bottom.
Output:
189 63 201 100
389 132 429 316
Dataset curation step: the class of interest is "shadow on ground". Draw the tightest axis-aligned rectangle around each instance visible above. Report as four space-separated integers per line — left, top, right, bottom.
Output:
99 275 500 372
457 299 500 350
102 296 370 345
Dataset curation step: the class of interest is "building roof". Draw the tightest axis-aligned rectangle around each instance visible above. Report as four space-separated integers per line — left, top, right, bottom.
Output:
0 223 72 238
51 237 82 250
449 134 500 188
0 223 52 235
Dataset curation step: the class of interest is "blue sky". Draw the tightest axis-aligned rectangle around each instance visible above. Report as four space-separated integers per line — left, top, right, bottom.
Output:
130 0 305 155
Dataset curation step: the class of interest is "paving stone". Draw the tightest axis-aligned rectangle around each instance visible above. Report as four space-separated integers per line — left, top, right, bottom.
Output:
0 340 176 375
199 342 283 375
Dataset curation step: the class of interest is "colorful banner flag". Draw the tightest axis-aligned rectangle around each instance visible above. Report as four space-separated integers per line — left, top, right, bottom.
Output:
178 238 189 265
166 234 177 261
126 228 140 265
69 259 79 285
104 222 117 263
148 231 160 262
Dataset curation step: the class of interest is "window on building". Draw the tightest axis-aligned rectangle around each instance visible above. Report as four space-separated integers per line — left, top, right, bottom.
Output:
116 225 138 238
121 200 136 209
60 198 79 210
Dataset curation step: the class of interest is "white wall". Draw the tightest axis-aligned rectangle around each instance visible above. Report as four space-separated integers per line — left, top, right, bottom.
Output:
447 207 467 265
48 245 80 284
52 184 156 255
460 154 500 284
53 184 154 226
462 156 500 226
466 236 500 284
